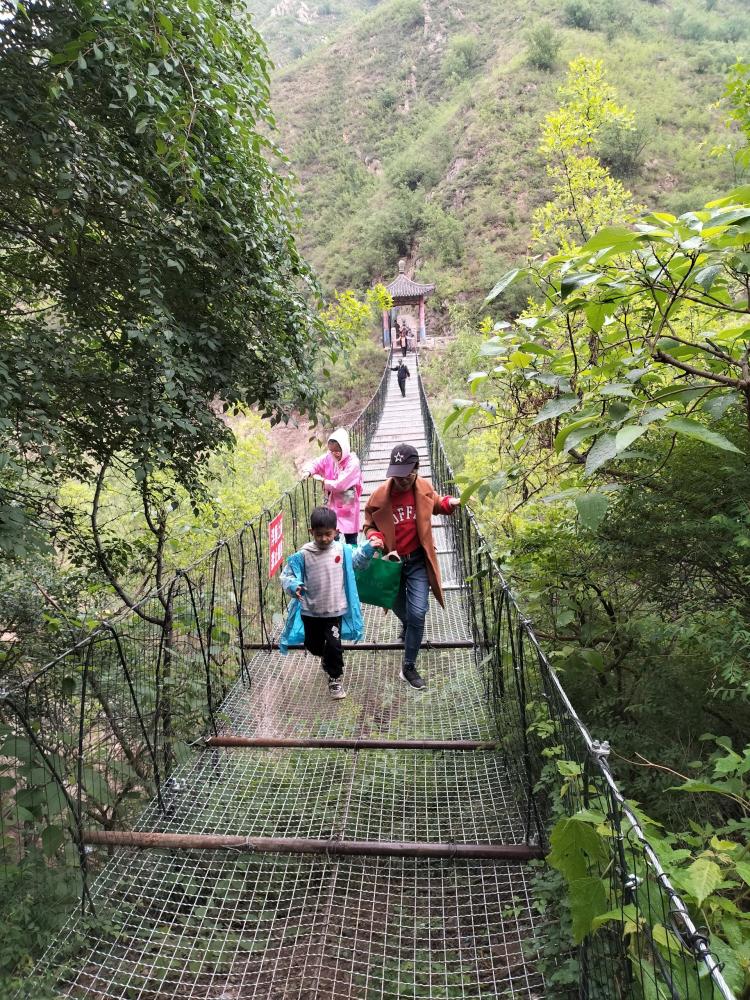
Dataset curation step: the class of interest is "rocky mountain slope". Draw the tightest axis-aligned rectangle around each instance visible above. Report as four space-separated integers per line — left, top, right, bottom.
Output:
249 0 750 314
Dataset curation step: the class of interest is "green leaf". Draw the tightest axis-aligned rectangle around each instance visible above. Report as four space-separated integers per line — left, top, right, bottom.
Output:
466 371 488 388
486 268 524 302
42 825 65 858
665 418 743 454
599 382 634 399
479 338 509 358
443 408 464 433
82 766 113 804
569 876 608 944
582 226 644 253
508 350 533 368
591 903 638 933
575 493 608 530
639 407 669 426
584 301 608 333
580 648 605 671
534 372 571 389
693 264 723 291
554 415 597 453
707 938 745 996
459 479 487 505
548 815 608 883
706 187 750 209
560 271 601 299
615 425 647 452
532 394 578 425
0 735 37 764
701 392 739 421
668 780 735 796
677 857 722 905
734 860 750 888
518 342 553 356
585 433 617 476
43 780 70 818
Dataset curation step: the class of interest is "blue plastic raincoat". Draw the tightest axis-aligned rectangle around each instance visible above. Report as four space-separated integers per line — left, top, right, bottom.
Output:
279 540 375 653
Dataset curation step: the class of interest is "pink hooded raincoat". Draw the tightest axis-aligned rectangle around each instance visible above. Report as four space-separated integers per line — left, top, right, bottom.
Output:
308 428 362 536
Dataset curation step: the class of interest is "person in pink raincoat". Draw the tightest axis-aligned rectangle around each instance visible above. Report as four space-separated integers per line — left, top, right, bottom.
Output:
307 428 363 544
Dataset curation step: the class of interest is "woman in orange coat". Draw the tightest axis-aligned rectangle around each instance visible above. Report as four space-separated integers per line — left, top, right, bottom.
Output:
363 443 460 690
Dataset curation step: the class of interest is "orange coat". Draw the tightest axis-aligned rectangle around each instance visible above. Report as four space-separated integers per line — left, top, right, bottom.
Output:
363 476 452 607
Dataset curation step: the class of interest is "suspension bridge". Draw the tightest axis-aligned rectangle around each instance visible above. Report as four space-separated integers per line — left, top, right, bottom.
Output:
0 351 734 999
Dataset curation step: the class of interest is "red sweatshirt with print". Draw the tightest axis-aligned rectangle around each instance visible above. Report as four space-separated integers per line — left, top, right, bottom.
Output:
371 488 454 555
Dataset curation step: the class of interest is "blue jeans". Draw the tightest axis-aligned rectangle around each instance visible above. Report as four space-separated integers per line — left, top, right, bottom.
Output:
392 548 429 666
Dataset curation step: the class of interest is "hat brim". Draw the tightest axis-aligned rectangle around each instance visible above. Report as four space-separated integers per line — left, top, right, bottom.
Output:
387 461 417 477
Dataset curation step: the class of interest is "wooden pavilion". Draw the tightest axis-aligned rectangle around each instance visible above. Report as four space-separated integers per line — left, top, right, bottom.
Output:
382 260 435 347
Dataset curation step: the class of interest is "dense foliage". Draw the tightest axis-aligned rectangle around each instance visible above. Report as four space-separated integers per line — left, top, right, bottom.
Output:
423 57 750 993
250 0 748 307
0 0 329 562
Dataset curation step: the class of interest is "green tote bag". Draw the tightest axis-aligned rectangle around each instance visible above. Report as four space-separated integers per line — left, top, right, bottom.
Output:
354 551 402 610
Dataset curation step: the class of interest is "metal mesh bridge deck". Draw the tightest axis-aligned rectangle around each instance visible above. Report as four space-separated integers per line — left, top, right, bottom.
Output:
43 354 545 999
6 352 733 1000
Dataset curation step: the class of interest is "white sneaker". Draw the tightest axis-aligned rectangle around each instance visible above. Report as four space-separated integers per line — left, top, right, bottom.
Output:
328 678 347 700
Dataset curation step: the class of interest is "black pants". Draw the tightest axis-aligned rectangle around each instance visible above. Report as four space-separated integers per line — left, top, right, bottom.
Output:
301 615 344 679
401 345 407 357
397 379 407 397
343 532 358 544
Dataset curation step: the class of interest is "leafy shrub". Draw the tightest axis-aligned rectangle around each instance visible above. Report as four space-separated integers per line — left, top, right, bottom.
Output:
672 12 712 41
359 189 424 276
0 852 80 991
599 0 633 41
563 0 597 30
387 148 442 191
420 203 464 265
375 84 399 110
525 23 561 71
596 119 650 178
721 15 749 42
442 34 482 82
390 0 423 29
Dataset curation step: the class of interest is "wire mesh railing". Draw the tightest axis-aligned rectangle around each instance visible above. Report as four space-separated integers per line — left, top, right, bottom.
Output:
0 347 402 963
415 353 735 1000
349 345 392 461
0 475 323 921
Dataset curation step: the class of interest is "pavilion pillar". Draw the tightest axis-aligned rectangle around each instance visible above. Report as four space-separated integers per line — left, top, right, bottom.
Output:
418 296 426 342
382 308 390 348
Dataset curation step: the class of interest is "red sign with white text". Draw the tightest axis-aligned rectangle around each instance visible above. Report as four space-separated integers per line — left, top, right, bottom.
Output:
268 512 284 578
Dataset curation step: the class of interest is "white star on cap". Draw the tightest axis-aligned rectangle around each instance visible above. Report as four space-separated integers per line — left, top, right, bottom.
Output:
394 451 404 463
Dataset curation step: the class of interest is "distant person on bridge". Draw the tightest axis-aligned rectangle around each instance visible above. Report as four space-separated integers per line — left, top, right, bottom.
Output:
396 325 409 357
280 506 377 700
391 360 411 397
364 444 460 690
305 428 362 544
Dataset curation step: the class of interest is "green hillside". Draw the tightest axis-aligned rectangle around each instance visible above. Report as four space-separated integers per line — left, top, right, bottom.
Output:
258 0 749 311
245 0 372 67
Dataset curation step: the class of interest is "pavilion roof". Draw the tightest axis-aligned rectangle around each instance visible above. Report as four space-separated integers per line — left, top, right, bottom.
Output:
386 266 435 304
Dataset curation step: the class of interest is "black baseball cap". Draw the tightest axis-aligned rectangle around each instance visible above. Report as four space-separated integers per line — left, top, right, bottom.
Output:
387 443 420 477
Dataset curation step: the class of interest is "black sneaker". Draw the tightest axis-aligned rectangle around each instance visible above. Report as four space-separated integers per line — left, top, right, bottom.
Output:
400 663 426 690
